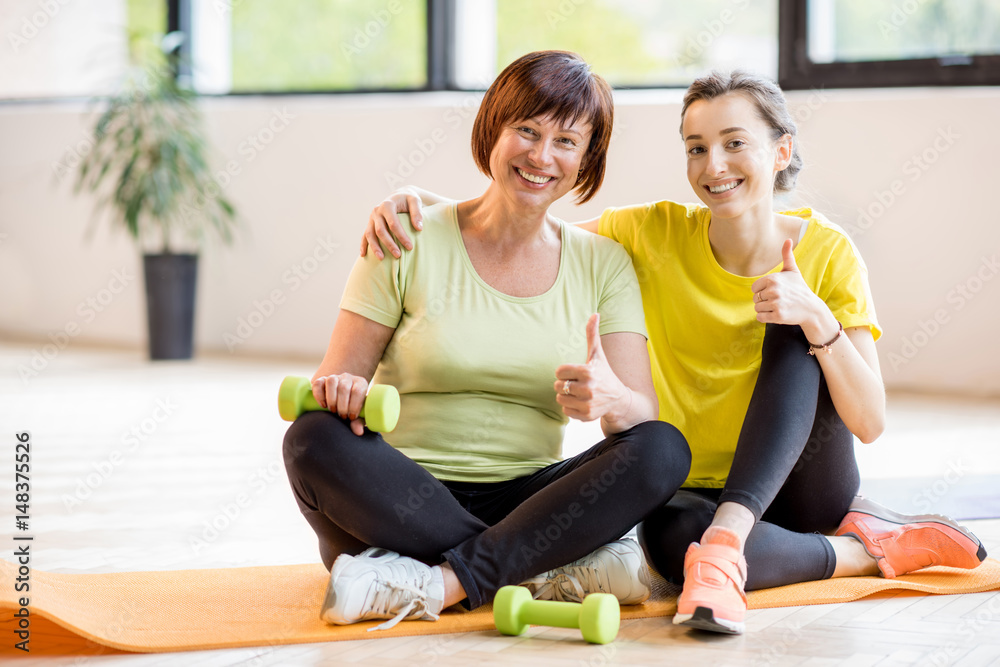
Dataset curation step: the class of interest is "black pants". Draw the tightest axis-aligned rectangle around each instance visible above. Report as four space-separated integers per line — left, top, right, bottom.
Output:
639 324 860 591
283 416 690 609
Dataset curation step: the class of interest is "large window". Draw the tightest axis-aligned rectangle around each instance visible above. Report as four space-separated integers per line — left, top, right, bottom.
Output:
780 0 1000 88
196 0 778 94
2 0 999 100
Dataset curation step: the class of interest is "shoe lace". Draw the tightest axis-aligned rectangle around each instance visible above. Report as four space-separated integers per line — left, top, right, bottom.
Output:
523 563 606 603
367 561 440 632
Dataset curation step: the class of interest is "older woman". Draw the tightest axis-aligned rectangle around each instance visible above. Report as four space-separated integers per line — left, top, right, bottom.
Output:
282 51 691 631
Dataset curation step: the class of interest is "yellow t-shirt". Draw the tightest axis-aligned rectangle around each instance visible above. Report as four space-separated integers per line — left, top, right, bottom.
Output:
599 200 881 488
341 203 647 482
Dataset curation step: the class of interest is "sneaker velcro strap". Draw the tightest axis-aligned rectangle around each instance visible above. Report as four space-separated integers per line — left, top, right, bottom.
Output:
686 547 747 602
875 530 934 579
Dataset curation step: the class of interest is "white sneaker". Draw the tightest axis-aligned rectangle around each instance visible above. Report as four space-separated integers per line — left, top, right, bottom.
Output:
520 538 651 605
320 547 445 631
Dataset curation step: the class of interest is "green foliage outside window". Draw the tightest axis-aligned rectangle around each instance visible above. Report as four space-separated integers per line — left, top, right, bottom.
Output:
126 0 167 42
497 0 777 86
230 0 427 92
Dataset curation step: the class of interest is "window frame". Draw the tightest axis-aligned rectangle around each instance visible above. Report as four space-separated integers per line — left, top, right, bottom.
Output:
168 0 450 96
777 0 1000 90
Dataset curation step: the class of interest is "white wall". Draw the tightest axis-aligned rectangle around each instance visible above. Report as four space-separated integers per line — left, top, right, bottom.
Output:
0 0 127 99
2 86 999 395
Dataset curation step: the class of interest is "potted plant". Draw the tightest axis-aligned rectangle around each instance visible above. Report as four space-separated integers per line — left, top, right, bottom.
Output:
75 33 236 360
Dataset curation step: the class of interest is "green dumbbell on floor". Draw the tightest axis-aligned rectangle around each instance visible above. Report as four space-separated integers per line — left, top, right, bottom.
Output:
493 585 620 645
277 375 400 433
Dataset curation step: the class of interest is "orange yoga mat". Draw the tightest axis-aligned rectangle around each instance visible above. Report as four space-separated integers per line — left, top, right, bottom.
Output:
1 557 998 655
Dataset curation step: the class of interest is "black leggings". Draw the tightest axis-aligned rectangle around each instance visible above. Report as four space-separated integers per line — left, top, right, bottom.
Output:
283 416 690 609
639 323 860 591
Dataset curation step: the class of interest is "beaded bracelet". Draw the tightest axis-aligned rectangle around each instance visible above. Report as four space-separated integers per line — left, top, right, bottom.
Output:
807 321 843 356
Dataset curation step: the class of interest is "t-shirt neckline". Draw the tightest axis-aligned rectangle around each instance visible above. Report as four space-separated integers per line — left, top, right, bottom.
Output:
447 203 567 303
699 208 817 283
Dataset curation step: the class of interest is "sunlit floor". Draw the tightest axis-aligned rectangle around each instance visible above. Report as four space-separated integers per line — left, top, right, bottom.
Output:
2 341 999 666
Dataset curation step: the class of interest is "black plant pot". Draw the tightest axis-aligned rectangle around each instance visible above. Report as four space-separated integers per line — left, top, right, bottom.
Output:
143 253 198 360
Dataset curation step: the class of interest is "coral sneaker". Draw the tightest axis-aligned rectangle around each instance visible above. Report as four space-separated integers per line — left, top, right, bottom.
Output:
835 496 987 579
673 526 747 634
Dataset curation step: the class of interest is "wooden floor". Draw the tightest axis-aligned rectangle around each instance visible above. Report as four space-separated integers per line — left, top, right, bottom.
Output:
2 342 1000 666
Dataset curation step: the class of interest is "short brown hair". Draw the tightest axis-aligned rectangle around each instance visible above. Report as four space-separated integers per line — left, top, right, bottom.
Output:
471 51 614 204
681 70 803 194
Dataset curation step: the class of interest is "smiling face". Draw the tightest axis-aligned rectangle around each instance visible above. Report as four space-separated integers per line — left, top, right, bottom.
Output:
488 114 593 212
681 92 792 221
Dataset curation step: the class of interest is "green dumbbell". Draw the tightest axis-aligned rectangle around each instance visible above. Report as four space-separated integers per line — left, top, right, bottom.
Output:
277 375 400 433
493 585 620 645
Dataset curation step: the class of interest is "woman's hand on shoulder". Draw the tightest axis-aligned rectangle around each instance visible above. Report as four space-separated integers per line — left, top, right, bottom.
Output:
311 373 370 436
361 188 426 260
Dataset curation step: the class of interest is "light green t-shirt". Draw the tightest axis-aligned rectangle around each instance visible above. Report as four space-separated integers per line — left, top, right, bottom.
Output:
600 200 881 488
341 203 647 482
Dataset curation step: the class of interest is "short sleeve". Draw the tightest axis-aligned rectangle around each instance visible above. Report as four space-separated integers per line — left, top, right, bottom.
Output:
598 205 642 259
596 242 648 339
818 243 882 342
339 238 410 329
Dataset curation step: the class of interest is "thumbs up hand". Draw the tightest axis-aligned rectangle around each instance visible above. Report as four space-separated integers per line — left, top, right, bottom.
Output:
554 313 630 423
585 311 605 365
751 239 828 329
780 237 799 273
